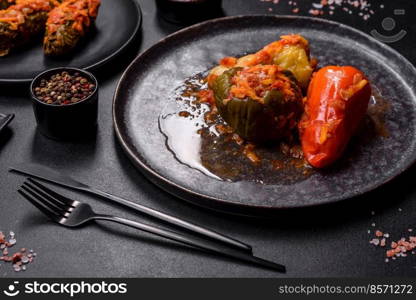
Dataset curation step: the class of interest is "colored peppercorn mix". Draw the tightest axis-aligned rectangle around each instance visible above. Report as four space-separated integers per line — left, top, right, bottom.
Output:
33 71 96 105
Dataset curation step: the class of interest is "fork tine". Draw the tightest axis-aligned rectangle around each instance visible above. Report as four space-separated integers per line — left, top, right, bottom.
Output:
20 184 68 217
26 178 75 207
18 189 61 222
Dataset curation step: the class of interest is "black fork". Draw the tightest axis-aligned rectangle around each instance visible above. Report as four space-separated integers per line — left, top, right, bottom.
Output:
18 178 286 273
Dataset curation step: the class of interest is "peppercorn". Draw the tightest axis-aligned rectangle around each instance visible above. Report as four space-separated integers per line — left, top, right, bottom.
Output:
34 71 96 105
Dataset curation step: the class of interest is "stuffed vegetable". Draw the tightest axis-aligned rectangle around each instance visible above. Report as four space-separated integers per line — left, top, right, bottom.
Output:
43 0 101 56
299 66 371 168
0 0 58 56
211 64 303 143
208 34 315 90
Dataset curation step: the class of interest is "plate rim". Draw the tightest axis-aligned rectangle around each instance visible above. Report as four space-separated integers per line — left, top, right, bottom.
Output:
113 14 416 213
0 0 142 84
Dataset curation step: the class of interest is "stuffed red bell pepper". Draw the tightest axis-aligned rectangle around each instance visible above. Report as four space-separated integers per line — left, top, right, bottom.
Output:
299 66 372 168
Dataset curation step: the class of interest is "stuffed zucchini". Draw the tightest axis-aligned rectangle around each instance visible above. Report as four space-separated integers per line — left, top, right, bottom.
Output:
0 0 56 56
43 0 100 56
208 34 315 90
212 65 303 143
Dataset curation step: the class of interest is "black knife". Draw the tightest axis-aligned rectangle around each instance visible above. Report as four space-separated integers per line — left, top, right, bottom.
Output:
9 163 253 254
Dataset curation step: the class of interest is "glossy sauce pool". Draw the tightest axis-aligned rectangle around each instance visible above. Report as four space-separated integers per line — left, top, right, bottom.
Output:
159 71 388 185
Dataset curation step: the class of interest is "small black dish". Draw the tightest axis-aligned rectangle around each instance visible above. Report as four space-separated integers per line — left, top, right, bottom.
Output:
30 67 98 140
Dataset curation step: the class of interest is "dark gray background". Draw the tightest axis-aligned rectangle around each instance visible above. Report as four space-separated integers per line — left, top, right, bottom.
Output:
0 0 415 277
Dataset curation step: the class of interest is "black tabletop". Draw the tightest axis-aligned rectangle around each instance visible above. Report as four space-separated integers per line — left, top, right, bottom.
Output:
0 0 415 277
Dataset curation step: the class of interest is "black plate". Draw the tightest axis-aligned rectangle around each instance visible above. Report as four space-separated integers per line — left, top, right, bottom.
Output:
0 0 141 84
113 15 416 216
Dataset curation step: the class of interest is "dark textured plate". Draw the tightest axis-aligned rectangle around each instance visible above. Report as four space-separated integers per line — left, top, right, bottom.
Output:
113 15 416 216
0 0 141 84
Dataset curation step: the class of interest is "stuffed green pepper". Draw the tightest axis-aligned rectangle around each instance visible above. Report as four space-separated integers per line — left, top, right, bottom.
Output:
43 0 100 56
211 64 304 143
208 34 315 90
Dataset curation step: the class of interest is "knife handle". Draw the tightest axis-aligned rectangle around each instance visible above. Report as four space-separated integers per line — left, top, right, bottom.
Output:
88 188 253 254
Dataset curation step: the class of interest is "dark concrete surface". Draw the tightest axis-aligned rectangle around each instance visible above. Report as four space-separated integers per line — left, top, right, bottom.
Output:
0 0 415 277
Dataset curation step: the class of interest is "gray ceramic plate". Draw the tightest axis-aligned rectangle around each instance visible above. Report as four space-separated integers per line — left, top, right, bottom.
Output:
113 15 416 216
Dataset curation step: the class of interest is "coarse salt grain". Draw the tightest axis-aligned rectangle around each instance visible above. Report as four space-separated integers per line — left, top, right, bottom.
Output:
370 238 380 246
261 0 377 20
368 219 416 264
375 230 383 237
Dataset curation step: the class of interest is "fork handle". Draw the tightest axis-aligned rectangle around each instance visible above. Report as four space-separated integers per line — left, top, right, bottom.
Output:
89 188 252 254
94 214 285 273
